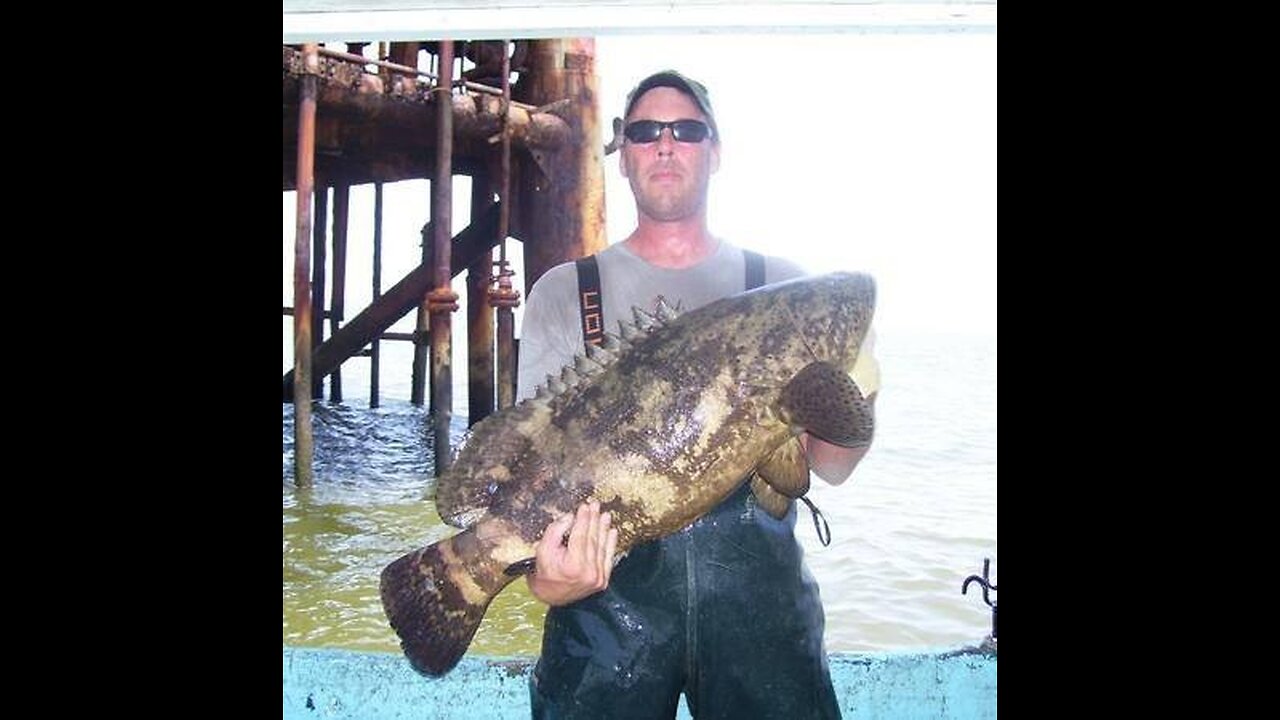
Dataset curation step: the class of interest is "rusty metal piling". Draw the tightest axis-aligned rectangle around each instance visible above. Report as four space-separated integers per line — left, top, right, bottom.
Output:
330 184 349 403
311 186 328 399
370 182 383 408
491 40 520 409
467 169 495 426
292 43 319 487
428 41 460 470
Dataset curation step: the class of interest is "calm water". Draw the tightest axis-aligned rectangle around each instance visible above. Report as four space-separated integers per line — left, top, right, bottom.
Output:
282 329 997 656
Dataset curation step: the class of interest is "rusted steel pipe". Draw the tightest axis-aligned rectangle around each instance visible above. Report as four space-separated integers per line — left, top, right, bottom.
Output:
493 40 520 410
311 187 328 399
411 219 430 406
429 40 460 471
292 43 319 487
495 294 517 409
330 184 349 403
370 182 383 408
468 170 495 426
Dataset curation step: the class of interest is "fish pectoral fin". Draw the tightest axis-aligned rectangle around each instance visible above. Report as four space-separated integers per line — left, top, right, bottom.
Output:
777 361 874 448
750 474 794 520
756 437 810 498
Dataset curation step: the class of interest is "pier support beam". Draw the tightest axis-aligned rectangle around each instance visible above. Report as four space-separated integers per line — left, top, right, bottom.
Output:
467 171 495 426
292 43 319 487
310 186 328 399
330 184 349 403
515 39 607 291
428 40 460 470
369 183 383 408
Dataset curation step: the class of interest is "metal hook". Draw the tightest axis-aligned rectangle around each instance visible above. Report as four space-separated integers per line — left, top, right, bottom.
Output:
962 557 996 607
798 496 831 547
962 557 997 640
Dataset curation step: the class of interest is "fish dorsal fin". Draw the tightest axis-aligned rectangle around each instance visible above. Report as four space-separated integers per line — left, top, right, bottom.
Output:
542 304 675 413
777 361 875 448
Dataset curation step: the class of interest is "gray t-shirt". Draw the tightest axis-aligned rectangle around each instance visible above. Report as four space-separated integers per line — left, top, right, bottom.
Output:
516 240 806 401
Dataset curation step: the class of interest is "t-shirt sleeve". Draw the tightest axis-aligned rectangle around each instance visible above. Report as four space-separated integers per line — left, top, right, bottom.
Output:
516 264 584 402
765 254 808 284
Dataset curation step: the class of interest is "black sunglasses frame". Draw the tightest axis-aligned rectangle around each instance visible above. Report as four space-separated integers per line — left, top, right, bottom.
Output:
623 119 714 144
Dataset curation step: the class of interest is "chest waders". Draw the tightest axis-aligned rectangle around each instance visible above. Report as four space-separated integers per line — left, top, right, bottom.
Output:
530 252 840 720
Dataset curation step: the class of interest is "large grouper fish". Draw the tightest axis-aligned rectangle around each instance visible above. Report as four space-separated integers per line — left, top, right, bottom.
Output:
381 271 876 676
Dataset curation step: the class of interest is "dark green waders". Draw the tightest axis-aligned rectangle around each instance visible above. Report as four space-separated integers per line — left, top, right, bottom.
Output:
529 482 841 720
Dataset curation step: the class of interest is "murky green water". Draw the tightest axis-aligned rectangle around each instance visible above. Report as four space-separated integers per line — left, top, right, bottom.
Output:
283 332 997 656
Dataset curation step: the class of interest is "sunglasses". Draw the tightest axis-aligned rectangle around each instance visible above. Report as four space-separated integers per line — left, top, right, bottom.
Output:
623 119 714 144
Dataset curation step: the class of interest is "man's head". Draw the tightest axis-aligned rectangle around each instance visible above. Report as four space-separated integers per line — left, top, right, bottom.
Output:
623 70 719 143
620 70 721 223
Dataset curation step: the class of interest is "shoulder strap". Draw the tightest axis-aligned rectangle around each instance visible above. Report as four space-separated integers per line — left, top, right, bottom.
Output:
744 249 766 290
575 256 605 349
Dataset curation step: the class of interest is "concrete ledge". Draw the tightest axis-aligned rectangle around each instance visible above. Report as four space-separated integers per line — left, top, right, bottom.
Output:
284 645 996 719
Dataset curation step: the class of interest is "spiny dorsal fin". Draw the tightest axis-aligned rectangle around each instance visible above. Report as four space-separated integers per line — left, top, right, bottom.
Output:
632 307 661 332
559 366 582 388
546 374 567 395
575 354 605 376
654 296 679 323
619 319 645 342
586 343 615 364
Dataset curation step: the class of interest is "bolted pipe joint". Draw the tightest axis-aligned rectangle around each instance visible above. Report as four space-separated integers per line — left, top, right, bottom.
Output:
488 273 522 309
427 288 460 313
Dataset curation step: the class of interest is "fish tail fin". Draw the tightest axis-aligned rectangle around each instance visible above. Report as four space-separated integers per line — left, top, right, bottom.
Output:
379 534 500 676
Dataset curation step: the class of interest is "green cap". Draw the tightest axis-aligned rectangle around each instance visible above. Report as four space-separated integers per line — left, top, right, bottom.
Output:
624 70 718 141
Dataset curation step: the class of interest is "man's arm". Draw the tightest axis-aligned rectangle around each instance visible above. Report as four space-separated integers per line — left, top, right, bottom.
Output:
801 392 876 485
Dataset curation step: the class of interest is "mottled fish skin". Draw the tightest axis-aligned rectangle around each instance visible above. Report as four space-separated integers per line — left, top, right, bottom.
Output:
381 271 876 676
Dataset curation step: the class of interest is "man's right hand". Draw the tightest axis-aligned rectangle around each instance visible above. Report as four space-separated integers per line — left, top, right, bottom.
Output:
526 500 619 606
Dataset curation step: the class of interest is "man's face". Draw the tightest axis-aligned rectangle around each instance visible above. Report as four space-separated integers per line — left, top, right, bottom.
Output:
621 87 720 223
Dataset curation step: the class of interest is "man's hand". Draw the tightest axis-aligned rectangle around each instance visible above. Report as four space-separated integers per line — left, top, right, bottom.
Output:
526 500 619 606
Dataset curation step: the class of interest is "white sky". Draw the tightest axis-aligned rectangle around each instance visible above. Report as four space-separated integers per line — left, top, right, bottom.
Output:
284 31 995 353
596 33 996 337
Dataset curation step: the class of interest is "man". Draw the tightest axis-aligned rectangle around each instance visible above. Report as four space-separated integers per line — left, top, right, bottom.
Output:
516 70 880 719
